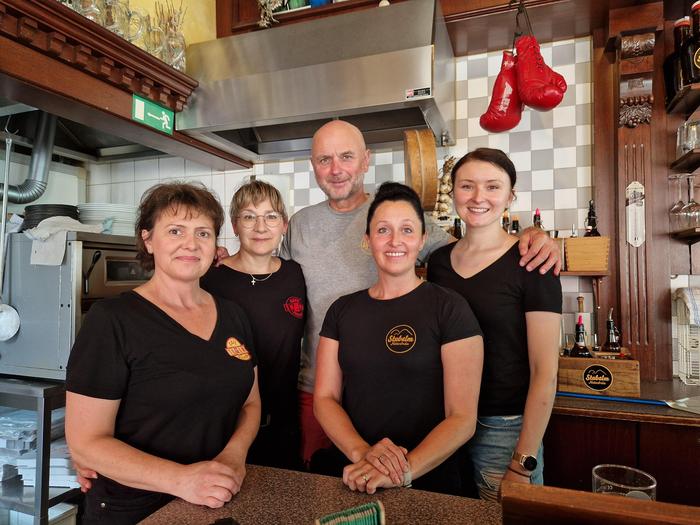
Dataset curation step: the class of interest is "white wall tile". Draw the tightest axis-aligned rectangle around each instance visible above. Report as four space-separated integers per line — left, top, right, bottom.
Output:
510 151 532 172
456 100 469 120
510 191 531 212
554 188 577 209
511 110 532 133
310 187 326 205
87 184 111 202
134 159 159 181
468 117 488 137
553 105 576 128
279 161 294 174
577 167 592 187
540 209 554 230
532 170 554 191
487 52 503 75
364 166 376 184
576 125 592 146
467 77 488 98
134 180 159 204
554 147 577 168
294 171 310 189
111 161 135 184
488 133 510 152
212 172 227 210
88 163 111 185
111 182 135 205
531 129 554 150
576 83 591 104
158 157 185 179
374 151 393 165
185 160 212 177
575 38 591 63
456 59 468 81
185 173 213 188
556 64 576 86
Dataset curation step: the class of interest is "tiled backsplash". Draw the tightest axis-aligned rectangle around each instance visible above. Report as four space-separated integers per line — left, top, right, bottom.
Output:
84 36 601 359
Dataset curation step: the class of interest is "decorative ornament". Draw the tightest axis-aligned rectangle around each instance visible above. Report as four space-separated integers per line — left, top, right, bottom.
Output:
258 0 287 28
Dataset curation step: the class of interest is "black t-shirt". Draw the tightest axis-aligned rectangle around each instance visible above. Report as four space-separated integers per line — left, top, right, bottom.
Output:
427 242 562 416
66 291 256 501
320 282 481 451
200 259 306 426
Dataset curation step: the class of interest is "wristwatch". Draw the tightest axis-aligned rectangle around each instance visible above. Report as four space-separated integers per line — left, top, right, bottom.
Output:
512 450 538 472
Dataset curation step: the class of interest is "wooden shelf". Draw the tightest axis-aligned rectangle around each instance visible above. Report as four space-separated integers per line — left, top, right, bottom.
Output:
670 227 700 245
666 83 700 116
560 271 609 277
670 148 700 174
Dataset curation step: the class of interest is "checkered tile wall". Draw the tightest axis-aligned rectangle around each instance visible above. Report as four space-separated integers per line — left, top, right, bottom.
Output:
86 35 596 348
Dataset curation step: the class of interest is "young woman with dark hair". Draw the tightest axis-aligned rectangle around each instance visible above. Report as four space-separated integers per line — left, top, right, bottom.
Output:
428 148 562 500
314 182 484 495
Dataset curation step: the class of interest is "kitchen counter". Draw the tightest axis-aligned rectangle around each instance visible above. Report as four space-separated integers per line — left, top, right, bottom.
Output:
553 378 700 426
140 465 501 525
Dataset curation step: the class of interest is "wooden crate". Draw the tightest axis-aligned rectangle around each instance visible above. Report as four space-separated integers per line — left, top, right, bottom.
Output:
557 356 640 397
564 236 610 272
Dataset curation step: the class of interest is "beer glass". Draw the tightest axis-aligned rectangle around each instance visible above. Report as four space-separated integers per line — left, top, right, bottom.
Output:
592 464 656 500
669 175 685 232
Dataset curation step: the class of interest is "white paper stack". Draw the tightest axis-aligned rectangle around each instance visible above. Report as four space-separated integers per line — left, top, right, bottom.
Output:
16 438 78 489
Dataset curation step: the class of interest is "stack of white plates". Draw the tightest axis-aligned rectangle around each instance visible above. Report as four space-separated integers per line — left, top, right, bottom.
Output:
78 203 137 236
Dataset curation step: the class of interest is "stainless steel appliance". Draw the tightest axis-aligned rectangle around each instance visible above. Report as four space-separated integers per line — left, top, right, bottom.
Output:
177 0 455 161
0 232 150 379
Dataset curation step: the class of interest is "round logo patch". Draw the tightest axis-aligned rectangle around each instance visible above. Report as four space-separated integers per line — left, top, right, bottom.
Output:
583 364 613 391
694 48 700 70
225 337 251 361
283 296 304 319
385 325 417 354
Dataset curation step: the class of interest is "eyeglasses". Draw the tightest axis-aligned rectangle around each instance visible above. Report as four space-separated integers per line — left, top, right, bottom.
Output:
237 212 283 229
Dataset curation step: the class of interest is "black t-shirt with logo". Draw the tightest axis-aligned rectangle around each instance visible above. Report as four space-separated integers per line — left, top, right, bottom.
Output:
427 242 562 416
320 282 481 492
66 291 256 507
200 259 306 428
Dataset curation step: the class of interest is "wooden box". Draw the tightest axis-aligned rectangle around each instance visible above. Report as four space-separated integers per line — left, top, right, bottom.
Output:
564 236 610 272
557 356 640 398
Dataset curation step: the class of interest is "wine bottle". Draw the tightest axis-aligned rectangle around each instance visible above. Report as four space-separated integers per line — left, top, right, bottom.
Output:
682 2 700 85
602 308 621 355
584 200 601 237
453 217 463 240
510 215 521 235
502 209 511 233
570 315 592 358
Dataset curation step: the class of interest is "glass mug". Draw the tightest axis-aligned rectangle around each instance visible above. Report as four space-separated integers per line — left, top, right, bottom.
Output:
135 14 165 59
74 0 102 23
592 464 657 500
100 0 144 42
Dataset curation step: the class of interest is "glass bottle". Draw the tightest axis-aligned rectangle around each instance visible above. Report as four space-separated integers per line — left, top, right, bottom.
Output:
453 217 463 240
502 209 510 233
584 200 601 236
602 308 621 354
666 17 691 105
533 208 544 230
682 3 700 85
510 215 520 235
570 315 592 358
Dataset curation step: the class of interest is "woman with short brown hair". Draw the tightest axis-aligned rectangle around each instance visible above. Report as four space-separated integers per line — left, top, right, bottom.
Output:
66 182 261 524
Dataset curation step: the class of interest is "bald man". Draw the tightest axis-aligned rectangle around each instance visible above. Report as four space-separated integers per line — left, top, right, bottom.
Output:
280 120 560 466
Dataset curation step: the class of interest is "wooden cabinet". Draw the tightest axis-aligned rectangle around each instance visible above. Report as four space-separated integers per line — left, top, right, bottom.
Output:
544 413 700 506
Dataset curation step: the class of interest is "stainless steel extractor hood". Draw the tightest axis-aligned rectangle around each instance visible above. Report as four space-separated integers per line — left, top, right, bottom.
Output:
177 0 455 161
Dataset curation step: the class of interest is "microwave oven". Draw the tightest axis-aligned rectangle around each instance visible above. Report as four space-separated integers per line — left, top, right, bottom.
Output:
0 232 151 380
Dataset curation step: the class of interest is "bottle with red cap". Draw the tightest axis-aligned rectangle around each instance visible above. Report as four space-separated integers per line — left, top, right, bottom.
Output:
682 3 700 85
570 315 592 358
533 208 544 230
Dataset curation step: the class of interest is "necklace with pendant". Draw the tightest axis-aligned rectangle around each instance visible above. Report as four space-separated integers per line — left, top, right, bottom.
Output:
250 273 273 286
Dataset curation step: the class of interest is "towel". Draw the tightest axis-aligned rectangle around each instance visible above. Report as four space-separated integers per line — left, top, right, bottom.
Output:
23 216 102 266
674 287 700 326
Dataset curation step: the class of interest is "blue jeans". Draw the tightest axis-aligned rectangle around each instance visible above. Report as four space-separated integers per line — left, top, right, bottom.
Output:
465 415 544 501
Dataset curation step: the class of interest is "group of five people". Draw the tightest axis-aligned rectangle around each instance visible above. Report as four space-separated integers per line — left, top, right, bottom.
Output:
64 120 561 524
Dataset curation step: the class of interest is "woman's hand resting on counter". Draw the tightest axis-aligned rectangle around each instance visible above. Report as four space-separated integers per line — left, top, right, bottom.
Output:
343 459 399 495
170 460 242 508
360 437 409 486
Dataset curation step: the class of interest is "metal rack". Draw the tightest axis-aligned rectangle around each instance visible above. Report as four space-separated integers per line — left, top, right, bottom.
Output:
0 377 78 525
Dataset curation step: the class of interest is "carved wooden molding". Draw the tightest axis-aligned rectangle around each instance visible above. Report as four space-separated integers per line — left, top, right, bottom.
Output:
0 0 197 112
620 33 655 59
618 96 653 128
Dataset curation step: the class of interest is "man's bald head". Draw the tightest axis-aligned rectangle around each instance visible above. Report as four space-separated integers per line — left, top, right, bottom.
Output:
310 120 370 211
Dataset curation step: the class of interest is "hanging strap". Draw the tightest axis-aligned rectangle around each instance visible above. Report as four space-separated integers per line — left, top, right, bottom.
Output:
510 0 534 50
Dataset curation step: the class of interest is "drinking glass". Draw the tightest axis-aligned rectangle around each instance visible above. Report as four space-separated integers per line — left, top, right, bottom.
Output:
135 14 165 59
163 29 186 72
74 0 101 22
592 464 656 500
680 175 700 229
669 175 685 232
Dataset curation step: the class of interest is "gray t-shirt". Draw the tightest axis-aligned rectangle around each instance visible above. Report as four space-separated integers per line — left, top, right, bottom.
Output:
280 197 451 393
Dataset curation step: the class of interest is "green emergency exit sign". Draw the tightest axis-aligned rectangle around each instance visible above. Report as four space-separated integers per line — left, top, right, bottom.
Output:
132 95 174 135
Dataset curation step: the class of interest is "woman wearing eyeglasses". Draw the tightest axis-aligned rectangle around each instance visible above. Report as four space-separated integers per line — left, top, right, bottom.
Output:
201 180 306 470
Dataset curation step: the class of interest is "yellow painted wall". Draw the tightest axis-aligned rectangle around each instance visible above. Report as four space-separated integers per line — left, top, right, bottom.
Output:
129 0 216 45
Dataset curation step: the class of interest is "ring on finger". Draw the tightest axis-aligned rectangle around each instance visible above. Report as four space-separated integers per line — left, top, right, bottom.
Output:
379 454 386 461
362 474 369 483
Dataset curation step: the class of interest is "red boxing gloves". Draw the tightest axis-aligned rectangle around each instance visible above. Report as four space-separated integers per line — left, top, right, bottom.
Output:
515 35 567 111
480 51 524 133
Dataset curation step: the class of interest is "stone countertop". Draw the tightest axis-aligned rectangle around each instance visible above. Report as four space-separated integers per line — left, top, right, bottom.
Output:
554 378 700 426
140 465 501 525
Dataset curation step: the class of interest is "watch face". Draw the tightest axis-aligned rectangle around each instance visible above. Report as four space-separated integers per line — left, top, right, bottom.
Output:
523 455 538 471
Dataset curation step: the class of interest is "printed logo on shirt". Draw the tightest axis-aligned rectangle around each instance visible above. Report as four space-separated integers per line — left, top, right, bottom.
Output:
385 324 417 354
283 296 304 319
225 337 252 361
